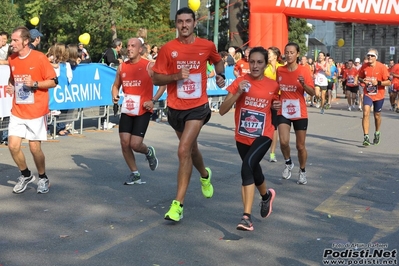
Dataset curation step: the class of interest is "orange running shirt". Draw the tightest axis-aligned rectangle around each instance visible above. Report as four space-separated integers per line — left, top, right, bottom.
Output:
277 64 314 119
234 59 250 77
119 58 154 116
152 38 221 110
390 63 399 90
358 61 389 101
343 67 358 87
227 75 279 146
8 50 57 119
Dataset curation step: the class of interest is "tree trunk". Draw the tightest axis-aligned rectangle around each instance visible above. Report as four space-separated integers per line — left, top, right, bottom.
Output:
229 0 244 47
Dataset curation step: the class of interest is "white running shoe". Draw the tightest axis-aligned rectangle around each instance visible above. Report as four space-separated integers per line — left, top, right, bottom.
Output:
297 171 307 185
282 163 294 179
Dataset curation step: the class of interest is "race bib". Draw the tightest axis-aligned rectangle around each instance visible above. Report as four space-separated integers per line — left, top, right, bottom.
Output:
366 84 378 95
347 76 355 86
238 108 265 138
121 94 141 116
177 73 202 99
282 99 301 119
315 73 328 86
15 82 34 104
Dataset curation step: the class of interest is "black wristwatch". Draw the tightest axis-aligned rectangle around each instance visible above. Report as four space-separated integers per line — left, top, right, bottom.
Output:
151 98 157 104
377 81 382 86
32 81 38 90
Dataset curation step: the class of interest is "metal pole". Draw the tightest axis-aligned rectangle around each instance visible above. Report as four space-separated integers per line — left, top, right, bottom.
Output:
351 23 354 59
213 0 220 49
206 0 211 39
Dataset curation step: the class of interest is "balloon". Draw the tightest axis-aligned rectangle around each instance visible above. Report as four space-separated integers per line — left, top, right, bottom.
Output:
30 17 39 26
188 0 201 12
79 33 90 45
337 38 345 47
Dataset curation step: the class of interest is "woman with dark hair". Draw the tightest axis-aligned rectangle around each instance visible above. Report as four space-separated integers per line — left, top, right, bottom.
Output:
219 46 280 231
276 42 315 185
264 46 284 163
150 45 158 60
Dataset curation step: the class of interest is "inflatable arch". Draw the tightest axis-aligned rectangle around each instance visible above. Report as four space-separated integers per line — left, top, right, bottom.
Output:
248 0 399 51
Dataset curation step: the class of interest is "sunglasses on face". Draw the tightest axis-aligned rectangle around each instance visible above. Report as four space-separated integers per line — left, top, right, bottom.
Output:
367 54 376 57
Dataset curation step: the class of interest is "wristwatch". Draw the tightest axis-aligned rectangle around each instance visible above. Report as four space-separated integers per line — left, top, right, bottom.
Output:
32 81 38 90
218 73 226 80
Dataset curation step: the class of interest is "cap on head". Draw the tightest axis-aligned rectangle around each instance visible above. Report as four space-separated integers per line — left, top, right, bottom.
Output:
355 58 360 63
29 29 43 39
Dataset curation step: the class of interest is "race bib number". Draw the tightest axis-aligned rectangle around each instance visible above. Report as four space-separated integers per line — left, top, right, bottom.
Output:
238 108 265 138
347 76 355 86
121 94 141 116
177 73 202 99
282 99 301 119
15 82 34 104
366 84 378 95
315 73 328 86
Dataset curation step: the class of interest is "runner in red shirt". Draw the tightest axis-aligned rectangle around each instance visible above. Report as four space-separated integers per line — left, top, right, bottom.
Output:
358 48 391 146
6 26 57 194
342 59 359 111
234 47 251 77
390 60 399 112
219 46 279 231
151 7 225 222
277 42 315 185
111 37 159 185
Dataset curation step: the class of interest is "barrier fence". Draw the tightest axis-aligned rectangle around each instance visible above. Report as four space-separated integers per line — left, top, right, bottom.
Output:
0 64 234 135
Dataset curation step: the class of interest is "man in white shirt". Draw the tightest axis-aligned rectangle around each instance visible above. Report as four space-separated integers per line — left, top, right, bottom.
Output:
0 31 9 64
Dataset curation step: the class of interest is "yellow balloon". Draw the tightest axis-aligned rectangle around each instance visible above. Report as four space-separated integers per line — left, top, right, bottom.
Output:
188 0 201 12
337 38 345 47
79 33 90 45
30 17 39 26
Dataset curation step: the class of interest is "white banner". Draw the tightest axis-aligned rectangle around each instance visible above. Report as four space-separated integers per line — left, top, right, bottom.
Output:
0 65 12 118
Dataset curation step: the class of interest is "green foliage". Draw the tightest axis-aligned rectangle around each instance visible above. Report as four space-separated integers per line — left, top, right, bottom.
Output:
288 18 313 56
0 2 25 34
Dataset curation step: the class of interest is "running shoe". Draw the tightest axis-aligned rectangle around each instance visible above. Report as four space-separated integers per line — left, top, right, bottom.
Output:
236 215 254 231
315 101 321 109
297 171 307 185
363 135 371 146
282 163 294 179
200 167 213 198
124 172 141 185
373 132 381 145
359 106 363 112
260 188 276 218
269 153 277 163
320 108 325 114
13 175 36 194
146 146 158 171
37 178 50 194
164 200 183 222
348 106 351 111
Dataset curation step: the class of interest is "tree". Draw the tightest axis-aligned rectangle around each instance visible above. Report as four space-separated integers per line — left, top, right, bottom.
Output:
0 2 25 34
288 18 313 56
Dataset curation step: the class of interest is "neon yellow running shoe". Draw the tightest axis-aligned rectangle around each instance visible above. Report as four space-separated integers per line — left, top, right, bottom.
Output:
200 167 213 198
164 200 183 222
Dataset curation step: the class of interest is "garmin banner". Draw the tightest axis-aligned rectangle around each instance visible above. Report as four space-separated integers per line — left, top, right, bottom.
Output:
49 63 116 110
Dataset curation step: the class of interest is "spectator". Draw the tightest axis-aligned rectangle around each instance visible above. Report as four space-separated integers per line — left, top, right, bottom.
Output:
102 38 123 66
150 45 158 60
0 31 9 64
78 43 90 60
226 46 236 66
28 29 43 50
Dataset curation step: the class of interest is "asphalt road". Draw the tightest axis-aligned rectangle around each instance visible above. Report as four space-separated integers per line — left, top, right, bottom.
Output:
1 93 398 266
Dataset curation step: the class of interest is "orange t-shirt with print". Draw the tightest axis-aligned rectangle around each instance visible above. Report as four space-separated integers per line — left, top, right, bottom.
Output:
277 64 314 119
152 38 221 110
227 74 279 146
358 61 389 101
343 67 358 87
8 50 57 119
119 58 154 116
234 59 250 77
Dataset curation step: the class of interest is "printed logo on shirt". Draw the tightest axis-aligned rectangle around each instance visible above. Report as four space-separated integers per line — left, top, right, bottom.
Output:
171 51 178 58
177 60 200 70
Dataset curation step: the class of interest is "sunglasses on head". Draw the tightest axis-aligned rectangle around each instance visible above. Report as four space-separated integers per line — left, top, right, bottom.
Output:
367 54 376 57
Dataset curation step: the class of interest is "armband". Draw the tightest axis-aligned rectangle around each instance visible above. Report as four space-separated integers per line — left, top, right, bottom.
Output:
377 81 382 86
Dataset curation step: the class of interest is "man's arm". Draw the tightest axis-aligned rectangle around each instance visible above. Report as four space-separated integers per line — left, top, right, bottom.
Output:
111 67 122 103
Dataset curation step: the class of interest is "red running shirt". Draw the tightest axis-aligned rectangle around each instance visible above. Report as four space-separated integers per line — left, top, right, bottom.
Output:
152 38 221 110
119 58 154 116
227 75 279 146
358 61 389 101
343 67 359 87
8 50 56 119
277 64 314 120
234 59 250 77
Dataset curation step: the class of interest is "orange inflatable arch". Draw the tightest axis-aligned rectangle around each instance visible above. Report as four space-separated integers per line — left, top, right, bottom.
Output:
248 0 399 51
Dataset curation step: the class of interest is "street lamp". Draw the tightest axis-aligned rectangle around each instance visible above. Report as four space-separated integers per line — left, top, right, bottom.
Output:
206 0 211 39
